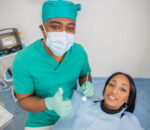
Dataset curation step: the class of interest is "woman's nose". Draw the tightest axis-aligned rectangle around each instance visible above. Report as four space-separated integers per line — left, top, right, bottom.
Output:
111 87 117 94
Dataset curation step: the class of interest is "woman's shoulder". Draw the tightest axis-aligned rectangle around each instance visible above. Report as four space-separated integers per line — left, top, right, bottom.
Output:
120 112 144 130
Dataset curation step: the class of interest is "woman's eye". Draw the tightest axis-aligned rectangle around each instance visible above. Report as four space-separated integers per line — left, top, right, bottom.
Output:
120 88 126 92
108 83 114 87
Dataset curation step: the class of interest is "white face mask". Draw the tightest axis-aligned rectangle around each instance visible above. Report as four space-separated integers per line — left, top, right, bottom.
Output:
46 31 74 57
42 24 75 57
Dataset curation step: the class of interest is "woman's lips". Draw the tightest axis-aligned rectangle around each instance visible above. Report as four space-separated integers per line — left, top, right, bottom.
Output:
108 94 118 101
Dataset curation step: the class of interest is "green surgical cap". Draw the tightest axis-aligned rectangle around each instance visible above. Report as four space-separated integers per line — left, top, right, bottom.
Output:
42 0 78 23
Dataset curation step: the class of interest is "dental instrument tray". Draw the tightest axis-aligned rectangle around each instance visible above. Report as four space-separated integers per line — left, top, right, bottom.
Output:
0 28 23 56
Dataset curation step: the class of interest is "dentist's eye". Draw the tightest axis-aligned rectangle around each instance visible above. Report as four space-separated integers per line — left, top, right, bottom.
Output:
67 27 75 31
51 25 60 30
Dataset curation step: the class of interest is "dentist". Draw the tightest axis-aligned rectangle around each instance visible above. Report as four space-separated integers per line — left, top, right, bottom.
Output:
12 0 94 129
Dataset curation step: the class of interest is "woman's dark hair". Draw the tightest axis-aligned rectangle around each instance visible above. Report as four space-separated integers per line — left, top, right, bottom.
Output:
103 72 136 113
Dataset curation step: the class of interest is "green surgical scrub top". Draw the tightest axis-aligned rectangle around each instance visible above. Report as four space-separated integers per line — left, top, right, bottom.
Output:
12 39 91 127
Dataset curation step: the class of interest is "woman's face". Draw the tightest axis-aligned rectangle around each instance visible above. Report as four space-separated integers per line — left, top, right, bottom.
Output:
104 74 130 110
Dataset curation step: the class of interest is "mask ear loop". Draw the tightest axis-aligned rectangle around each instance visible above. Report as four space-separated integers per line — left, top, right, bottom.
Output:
42 24 48 43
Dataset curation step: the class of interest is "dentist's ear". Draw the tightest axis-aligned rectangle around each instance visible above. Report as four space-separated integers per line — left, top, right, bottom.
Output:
39 24 47 40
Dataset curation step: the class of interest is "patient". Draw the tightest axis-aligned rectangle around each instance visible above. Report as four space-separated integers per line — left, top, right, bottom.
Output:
52 72 144 130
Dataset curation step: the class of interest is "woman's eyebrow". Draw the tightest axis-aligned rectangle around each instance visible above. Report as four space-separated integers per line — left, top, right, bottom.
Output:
111 80 117 82
121 84 128 87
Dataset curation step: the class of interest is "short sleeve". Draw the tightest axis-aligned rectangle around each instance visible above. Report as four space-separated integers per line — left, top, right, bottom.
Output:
79 48 91 77
12 55 34 94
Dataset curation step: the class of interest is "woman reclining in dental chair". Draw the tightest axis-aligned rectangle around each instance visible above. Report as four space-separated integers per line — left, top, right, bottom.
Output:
53 72 144 130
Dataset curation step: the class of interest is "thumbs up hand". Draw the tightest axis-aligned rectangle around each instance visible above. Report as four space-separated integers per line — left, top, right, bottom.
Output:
45 88 72 117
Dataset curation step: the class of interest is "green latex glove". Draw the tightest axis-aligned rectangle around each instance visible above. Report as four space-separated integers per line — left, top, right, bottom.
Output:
45 88 72 117
80 81 94 98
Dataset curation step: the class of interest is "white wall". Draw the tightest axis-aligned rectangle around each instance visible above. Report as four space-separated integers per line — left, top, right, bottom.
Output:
0 0 150 78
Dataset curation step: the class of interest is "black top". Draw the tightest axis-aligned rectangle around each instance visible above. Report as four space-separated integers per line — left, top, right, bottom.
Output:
100 100 122 114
